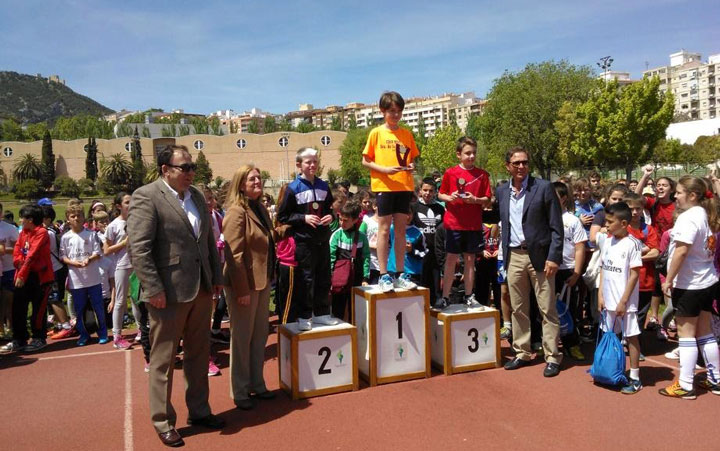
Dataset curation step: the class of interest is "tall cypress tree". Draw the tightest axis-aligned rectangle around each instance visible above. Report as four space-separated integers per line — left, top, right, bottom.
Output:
130 127 146 191
86 136 98 181
40 130 55 189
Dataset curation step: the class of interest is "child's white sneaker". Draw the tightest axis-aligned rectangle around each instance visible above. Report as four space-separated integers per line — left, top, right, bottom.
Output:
297 318 312 331
378 274 394 292
393 273 417 290
314 315 340 326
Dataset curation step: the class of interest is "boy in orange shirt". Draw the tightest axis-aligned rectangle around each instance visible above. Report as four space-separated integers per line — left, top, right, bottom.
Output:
362 91 420 292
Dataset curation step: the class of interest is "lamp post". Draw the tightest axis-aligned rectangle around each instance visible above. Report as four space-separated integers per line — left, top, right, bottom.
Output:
597 56 614 84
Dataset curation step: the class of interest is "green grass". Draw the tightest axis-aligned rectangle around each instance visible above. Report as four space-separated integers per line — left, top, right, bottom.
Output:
1 196 114 223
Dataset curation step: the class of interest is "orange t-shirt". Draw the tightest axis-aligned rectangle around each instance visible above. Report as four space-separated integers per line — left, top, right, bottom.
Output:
363 125 419 192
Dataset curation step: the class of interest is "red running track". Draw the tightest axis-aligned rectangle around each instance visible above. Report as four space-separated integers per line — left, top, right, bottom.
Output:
1 320 718 451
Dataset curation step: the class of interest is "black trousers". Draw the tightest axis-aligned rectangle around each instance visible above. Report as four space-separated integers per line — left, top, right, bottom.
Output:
422 252 442 301
295 241 331 319
276 264 301 324
211 292 227 331
475 257 501 308
137 301 151 364
13 272 51 343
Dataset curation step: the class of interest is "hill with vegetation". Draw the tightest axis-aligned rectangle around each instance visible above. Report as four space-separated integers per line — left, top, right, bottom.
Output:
0 71 113 124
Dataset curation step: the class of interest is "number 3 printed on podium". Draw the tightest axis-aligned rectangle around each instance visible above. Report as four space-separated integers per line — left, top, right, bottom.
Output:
468 328 479 353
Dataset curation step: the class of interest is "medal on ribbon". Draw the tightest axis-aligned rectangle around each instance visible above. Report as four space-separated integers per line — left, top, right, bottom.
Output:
395 143 410 169
310 201 320 216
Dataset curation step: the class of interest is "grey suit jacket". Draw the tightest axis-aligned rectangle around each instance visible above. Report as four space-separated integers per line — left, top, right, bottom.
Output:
497 176 564 272
127 178 222 303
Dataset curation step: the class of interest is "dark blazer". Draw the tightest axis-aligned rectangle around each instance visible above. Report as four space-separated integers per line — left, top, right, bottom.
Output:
127 178 222 303
497 176 564 272
222 201 274 298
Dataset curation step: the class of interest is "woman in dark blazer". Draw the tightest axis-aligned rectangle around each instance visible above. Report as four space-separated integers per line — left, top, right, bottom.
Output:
223 164 276 410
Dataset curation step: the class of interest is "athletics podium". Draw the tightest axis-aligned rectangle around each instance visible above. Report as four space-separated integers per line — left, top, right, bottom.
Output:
278 321 359 400
352 286 431 386
430 304 501 375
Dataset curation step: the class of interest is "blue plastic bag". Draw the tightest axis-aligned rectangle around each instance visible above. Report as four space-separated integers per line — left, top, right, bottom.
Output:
557 284 574 337
588 313 627 386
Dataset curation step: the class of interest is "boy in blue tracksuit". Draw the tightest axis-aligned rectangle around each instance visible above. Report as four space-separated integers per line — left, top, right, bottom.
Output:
277 147 339 331
388 203 426 285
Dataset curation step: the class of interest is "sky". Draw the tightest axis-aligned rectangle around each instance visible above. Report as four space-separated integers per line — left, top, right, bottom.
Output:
1 0 719 115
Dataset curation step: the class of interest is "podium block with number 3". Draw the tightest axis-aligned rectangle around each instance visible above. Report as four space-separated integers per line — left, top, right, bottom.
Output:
278 322 359 400
352 286 431 386
430 306 501 375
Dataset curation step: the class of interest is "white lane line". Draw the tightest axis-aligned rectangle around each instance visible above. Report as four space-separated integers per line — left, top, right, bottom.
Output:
35 348 138 361
643 355 678 370
125 351 134 451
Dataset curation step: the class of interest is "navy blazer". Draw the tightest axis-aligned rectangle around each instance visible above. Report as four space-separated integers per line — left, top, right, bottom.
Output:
497 176 564 272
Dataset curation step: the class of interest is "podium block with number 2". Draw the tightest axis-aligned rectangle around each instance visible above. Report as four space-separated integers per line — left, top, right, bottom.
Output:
430 306 501 375
278 322 359 400
352 286 431 386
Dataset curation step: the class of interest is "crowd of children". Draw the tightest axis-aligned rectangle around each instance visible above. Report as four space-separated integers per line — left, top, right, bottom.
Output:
1 90 720 401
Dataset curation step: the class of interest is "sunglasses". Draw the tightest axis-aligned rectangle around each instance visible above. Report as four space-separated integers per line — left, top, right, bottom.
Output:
166 163 197 173
510 160 529 168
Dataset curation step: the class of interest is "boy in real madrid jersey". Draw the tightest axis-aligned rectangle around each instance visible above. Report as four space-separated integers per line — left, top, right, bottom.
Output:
597 202 644 394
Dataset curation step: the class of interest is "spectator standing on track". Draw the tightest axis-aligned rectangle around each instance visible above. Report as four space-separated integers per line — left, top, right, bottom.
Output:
105 192 135 350
128 145 225 447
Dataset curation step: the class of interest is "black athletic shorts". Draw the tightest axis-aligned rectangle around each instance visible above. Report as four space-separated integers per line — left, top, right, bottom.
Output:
445 229 484 254
672 282 719 318
376 191 413 217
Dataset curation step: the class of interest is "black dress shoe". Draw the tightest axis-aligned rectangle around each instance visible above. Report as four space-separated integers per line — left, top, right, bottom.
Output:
543 362 561 377
504 357 531 370
235 399 254 410
187 413 225 429
254 390 276 400
158 428 184 447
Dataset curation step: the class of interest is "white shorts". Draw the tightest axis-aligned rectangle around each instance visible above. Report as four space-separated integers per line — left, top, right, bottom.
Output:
601 311 641 338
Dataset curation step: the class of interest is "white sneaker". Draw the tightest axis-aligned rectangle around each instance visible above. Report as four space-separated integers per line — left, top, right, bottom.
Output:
297 318 312 331
314 315 341 326
393 273 417 290
664 347 679 360
378 274 394 293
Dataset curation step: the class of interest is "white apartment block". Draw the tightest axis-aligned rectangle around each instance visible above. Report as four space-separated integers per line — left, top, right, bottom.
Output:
643 50 720 120
349 92 485 137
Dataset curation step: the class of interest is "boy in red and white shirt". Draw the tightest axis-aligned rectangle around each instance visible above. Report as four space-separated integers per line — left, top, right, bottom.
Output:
435 136 491 309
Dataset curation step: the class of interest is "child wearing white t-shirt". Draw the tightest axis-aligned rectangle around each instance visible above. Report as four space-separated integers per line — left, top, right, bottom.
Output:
598 202 643 394
60 205 106 346
553 182 587 361
104 192 134 350
659 176 720 399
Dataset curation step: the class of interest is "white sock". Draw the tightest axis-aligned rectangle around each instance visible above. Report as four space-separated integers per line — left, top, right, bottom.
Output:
678 337 698 391
61 322 72 330
698 334 720 384
629 368 640 381
504 321 512 329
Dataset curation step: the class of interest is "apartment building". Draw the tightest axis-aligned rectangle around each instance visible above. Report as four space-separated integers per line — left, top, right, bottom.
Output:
643 50 720 120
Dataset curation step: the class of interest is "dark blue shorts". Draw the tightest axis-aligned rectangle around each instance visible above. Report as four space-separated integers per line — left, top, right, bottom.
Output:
1 270 15 292
445 229 484 255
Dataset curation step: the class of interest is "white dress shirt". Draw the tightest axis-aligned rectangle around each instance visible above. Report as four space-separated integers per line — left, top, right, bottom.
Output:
163 180 201 238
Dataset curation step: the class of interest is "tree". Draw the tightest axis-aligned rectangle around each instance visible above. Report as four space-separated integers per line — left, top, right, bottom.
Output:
421 124 463 174
296 121 316 133
100 153 133 193
347 114 357 130
260 170 272 183
194 151 212 185
247 119 260 134
13 153 42 182
40 130 55 189
130 127 146 191
556 77 675 180
330 115 342 131
479 60 598 179
86 137 98 181
178 124 190 136
190 117 209 134
55 175 80 197
229 121 238 134
264 116 278 133
1 119 25 141
209 117 223 136
277 117 293 132
415 113 428 151
116 122 133 137
25 122 48 141
77 178 97 196
339 127 372 185
13 179 43 200
141 126 151 138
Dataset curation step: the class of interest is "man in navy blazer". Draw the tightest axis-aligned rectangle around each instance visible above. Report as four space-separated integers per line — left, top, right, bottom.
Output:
496 147 564 377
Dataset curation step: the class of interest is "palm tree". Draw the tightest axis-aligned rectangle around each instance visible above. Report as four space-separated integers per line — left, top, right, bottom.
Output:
13 154 42 182
101 153 133 189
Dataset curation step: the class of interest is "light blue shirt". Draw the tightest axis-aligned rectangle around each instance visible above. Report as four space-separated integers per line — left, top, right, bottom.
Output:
508 177 528 247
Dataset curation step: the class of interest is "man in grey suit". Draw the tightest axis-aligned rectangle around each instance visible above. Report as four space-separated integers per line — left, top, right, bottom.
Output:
128 145 225 447
496 147 564 377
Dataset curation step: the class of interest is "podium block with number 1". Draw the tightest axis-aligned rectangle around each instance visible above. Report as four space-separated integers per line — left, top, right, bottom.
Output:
278 322 359 400
352 286 431 386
